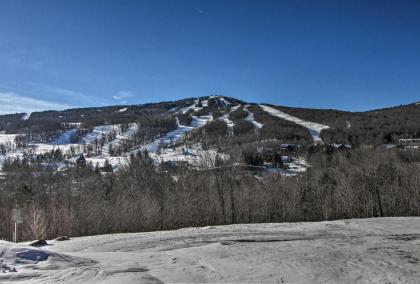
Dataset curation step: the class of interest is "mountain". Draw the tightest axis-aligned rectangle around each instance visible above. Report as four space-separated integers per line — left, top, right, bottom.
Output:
0 96 419 173
1 95 420 244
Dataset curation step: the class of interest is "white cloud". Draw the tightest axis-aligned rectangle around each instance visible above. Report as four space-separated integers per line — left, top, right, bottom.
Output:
113 91 133 101
0 92 71 115
26 81 112 106
27 81 81 97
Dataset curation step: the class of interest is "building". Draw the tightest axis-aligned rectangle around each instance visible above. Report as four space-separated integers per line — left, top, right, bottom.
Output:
76 154 87 167
327 143 352 153
280 144 301 152
399 139 420 148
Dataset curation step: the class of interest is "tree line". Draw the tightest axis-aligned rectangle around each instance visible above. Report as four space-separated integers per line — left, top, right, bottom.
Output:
0 147 419 242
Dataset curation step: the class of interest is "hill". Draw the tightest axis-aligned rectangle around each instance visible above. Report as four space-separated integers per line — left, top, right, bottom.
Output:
0 96 419 243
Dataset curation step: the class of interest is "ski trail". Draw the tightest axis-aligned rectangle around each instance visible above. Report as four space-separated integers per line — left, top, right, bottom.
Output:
243 105 263 129
218 105 240 137
100 123 139 157
21 113 31 120
133 115 213 153
259 105 329 143
82 125 117 144
51 129 78 145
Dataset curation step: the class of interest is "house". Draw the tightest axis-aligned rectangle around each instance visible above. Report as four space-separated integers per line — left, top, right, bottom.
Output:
76 154 87 167
399 139 420 148
182 148 197 156
327 143 352 153
280 144 301 152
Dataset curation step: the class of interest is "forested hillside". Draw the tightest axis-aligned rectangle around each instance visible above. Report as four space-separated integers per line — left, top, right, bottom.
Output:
0 96 419 241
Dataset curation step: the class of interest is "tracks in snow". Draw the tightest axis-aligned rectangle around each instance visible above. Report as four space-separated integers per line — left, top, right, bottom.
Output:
3 218 420 283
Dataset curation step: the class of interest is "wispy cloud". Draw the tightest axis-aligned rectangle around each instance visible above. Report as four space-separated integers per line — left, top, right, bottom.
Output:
27 81 81 97
112 90 133 104
0 92 71 115
25 81 112 106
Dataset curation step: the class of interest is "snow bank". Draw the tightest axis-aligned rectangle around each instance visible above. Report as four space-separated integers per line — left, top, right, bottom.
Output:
0 240 96 282
0 241 49 270
260 105 329 143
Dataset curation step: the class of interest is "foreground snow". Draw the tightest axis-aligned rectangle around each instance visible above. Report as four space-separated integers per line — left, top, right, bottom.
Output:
1 217 420 283
260 105 329 143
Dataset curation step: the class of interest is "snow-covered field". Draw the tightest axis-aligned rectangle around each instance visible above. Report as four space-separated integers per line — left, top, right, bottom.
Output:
0 134 20 149
260 105 329 143
148 144 228 168
1 218 420 283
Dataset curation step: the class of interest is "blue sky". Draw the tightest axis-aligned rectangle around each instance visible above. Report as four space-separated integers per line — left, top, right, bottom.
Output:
0 0 419 114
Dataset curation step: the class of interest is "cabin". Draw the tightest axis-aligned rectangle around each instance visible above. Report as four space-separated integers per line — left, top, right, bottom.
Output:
399 139 420 148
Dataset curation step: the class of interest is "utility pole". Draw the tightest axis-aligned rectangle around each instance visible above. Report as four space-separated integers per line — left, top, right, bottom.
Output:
14 222 17 243
11 208 23 243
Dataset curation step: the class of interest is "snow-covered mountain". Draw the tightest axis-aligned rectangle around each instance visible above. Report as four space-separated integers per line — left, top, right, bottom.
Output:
1 96 419 283
0 95 419 174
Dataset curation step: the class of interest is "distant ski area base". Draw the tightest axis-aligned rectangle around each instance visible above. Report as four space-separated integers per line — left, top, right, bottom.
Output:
1 217 420 283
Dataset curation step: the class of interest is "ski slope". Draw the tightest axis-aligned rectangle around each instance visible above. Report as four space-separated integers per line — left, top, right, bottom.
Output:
218 105 240 137
100 123 139 157
136 115 213 153
1 218 420 283
82 125 117 144
50 129 77 145
243 105 263 129
21 113 31 120
178 98 203 114
260 105 329 143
